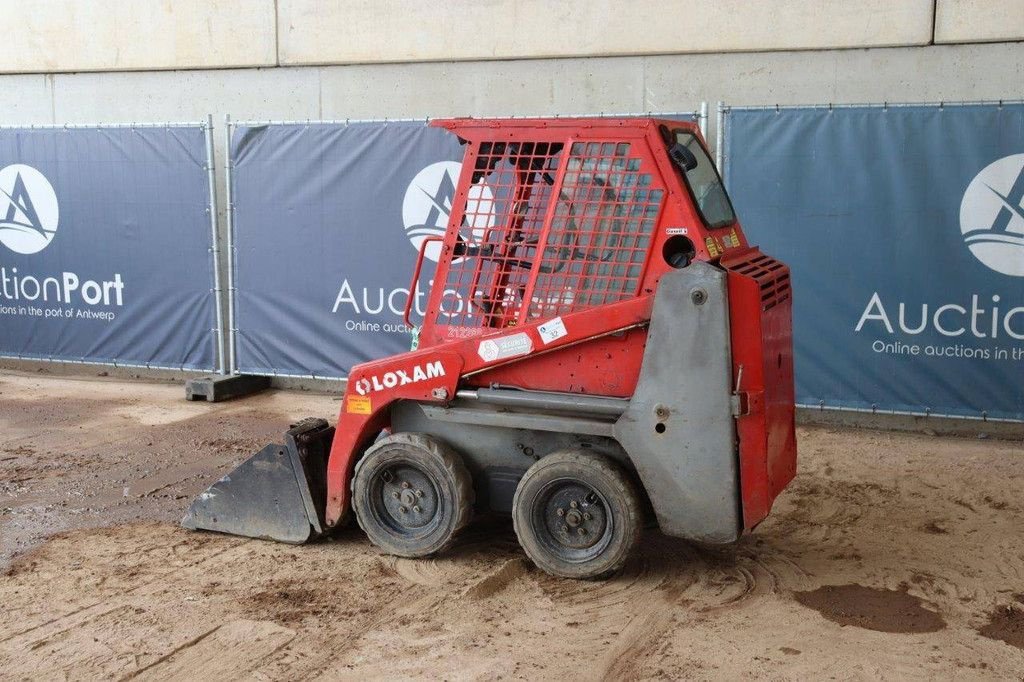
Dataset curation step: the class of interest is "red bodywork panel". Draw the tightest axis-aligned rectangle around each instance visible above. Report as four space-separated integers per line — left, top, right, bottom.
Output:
322 117 797 531
468 330 647 397
721 248 798 528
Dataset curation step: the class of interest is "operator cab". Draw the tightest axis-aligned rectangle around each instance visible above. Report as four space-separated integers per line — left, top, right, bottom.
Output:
418 118 748 348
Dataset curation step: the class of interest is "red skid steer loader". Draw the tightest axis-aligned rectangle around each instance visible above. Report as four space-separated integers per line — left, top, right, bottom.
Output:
183 117 798 579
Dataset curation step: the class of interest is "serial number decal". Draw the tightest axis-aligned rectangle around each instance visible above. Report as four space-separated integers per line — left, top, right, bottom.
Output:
445 326 483 339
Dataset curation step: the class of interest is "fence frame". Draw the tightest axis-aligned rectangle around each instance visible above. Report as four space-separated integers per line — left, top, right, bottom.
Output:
717 98 1024 423
0 119 225 374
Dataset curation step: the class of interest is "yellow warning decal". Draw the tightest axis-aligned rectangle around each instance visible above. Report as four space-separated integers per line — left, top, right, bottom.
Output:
705 236 720 257
346 395 372 414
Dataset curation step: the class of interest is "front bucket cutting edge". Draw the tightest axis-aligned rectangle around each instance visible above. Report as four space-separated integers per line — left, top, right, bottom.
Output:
182 417 334 544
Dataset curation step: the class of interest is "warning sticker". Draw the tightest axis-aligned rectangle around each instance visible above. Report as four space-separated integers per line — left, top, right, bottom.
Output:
478 332 533 362
346 395 372 414
705 236 720 257
537 317 568 345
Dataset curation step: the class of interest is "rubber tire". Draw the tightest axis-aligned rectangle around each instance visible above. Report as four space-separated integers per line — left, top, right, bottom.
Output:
512 451 643 580
352 432 474 558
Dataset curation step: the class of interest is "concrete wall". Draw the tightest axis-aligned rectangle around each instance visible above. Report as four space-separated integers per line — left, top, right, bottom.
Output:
278 0 934 64
936 0 1024 44
1 0 1021 74
0 1 276 73
2 41 1018 140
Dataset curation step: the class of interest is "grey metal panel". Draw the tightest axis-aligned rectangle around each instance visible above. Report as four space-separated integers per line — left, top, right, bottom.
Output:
421 402 617 438
471 387 629 418
614 262 741 544
391 400 629 513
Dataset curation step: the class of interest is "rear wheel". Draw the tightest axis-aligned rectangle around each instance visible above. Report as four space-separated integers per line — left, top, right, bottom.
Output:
512 451 642 579
352 432 474 557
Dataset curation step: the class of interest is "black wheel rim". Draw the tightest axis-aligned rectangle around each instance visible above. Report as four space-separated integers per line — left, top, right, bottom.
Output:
367 460 442 539
531 477 613 563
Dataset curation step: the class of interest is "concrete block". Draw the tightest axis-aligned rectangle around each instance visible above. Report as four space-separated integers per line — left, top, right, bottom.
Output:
936 0 1024 44
0 1 277 74
185 374 271 402
279 0 934 65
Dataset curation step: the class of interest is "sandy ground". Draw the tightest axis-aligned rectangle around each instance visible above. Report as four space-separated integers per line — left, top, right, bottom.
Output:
1 368 1023 680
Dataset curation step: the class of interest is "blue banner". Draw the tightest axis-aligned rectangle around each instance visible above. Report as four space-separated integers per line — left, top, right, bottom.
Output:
724 104 1024 420
230 122 463 377
0 126 218 371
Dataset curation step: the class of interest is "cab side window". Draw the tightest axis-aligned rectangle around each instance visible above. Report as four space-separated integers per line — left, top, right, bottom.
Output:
669 130 736 229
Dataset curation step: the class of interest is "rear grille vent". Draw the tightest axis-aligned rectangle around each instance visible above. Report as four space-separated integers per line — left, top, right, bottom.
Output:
723 252 791 311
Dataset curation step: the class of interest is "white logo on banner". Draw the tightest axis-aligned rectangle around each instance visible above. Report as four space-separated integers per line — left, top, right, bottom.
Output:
402 161 495 263
959 154 1024 277
0 164 59 255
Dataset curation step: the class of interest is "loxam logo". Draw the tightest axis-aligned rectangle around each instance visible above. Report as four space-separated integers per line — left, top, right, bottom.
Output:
353 360 446 395
960 154 1024 277
402 161 495 263
0 164 59 255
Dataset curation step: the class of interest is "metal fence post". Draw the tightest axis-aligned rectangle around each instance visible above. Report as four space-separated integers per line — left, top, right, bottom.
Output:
224 114 238 375
715 101 725 176
698 101 709 139
203 114 227 374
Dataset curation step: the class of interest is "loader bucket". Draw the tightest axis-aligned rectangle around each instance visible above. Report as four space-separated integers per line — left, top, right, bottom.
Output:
182 418 335 544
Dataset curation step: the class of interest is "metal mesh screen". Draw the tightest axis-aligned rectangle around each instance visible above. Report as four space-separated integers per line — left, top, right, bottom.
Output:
437 138 665 330
526 141 663 319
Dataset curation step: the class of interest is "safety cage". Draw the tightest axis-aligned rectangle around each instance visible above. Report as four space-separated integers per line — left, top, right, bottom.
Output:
420 127 671 341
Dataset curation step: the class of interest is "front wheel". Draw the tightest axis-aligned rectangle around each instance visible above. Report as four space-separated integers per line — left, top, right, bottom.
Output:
352 432 474 557
512 451 642 579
